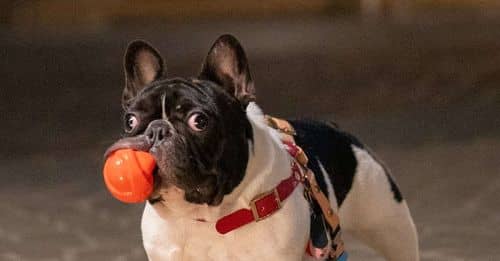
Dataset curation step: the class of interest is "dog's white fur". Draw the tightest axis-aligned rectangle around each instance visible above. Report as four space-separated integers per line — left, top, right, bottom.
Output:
141 103 419 260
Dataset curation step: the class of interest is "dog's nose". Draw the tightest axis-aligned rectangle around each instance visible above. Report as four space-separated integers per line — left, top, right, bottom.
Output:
145 120 172 146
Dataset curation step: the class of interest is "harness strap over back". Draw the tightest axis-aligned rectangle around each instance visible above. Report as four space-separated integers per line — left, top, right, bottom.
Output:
266 116 347 261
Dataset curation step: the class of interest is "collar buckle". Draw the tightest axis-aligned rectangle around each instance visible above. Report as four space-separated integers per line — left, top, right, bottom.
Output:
250 188 282 222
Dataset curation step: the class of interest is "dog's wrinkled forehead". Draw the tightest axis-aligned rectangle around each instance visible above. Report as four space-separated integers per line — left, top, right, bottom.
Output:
127 78 221 113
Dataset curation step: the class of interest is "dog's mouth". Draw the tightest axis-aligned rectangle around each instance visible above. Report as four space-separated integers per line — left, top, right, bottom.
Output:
104 135 152 159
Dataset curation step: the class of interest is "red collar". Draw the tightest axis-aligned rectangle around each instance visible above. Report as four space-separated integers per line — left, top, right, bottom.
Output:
215 142 303 234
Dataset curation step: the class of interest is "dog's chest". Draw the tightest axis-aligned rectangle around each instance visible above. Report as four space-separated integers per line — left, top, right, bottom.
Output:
141 187 310 261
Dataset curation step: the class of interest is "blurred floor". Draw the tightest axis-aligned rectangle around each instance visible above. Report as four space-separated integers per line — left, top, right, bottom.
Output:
1 12 499 260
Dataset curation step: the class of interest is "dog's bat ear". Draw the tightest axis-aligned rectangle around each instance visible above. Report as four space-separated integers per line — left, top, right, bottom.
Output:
122 40 165 109
199 34 255 107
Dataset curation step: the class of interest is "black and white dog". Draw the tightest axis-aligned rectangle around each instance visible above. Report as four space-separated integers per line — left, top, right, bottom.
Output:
106 35 419 260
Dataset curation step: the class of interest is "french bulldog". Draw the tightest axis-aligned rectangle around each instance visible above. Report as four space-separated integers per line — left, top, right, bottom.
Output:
105 34 419 260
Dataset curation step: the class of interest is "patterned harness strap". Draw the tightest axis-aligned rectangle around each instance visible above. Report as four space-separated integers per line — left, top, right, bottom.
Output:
266 116 348 261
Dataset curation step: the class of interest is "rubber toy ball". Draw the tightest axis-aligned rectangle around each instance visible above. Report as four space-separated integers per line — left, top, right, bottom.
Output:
103 149 156 203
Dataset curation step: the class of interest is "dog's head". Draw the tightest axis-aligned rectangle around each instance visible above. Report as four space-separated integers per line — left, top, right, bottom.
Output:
105 35 255 206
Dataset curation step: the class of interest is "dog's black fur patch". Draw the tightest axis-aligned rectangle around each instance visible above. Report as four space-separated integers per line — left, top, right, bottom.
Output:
290 119 404 204
374 157 404 203
289 119 363 206
386 173 403 202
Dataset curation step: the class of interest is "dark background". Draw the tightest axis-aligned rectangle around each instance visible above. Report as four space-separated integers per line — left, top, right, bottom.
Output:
1 1 499 260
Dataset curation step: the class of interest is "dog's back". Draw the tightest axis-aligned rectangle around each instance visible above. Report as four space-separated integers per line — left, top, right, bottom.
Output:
290 119 419 261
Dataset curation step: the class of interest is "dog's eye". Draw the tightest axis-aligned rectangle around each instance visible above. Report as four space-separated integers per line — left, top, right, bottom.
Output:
187 113 208 132
125 114 139 133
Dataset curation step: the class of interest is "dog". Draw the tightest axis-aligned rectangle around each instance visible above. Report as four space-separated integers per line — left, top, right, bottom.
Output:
104 34 419 260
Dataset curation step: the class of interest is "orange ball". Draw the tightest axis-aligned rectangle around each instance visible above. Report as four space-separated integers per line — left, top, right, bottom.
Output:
103 149 156 203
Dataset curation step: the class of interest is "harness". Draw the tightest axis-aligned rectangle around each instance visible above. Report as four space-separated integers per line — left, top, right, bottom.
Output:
215 116 348 261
